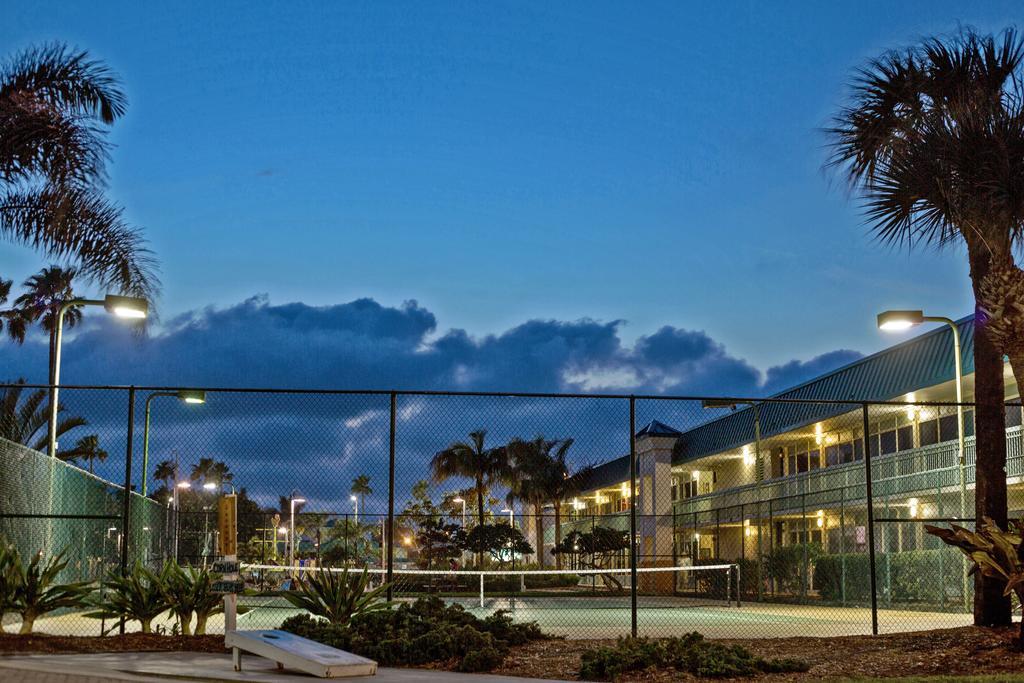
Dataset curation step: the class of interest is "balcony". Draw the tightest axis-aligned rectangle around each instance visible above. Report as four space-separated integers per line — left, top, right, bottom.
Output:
673 426 1024 521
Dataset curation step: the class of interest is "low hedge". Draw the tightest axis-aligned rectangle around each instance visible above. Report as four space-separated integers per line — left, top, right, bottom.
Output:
281 596 547 672
814 547 966 604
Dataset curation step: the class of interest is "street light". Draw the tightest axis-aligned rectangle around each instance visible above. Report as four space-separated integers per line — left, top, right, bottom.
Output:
350 494 359 522
47 294 148 458
703 398 764 601
878 309 969 608
501 508 514 526
452 496 466 527
289 496 307 571
141 390 207 496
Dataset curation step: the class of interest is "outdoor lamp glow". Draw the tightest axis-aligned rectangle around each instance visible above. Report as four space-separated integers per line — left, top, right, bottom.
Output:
876 310 925 331
176 481 191 489
203 482 217 491
47 294 150 459
278 527 288 535
141 390 207 496
452 496 464 503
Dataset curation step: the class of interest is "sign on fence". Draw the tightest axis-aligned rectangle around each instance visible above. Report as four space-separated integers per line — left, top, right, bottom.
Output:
217 493 237 556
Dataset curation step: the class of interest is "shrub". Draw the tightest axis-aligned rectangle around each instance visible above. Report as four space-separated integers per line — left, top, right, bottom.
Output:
161 562 223 635
0 542 19 633
11 549 89 634
814 553 872 603
815 548 967 605
86 561 170 634
280 595 547 671
283 567 388 625
763 544 820 595
579 633 809 681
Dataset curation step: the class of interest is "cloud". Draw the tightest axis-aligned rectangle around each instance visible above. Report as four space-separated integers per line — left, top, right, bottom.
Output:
0 295 860 510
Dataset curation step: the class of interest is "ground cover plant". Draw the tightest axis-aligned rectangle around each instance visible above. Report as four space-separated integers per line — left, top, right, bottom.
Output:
578 633 809 680
281 595 547 672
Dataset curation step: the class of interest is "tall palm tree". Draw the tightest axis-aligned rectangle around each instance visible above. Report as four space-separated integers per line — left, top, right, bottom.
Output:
431 430 509 566
350 474 372 516
152 459 177 492
0 43 158 298
543 442 593 570
11 266 81 379
190 457 217 485
0 379 85 451
827 27 1024 625
63 434 106 473
0 278 26 341
505 436 569 569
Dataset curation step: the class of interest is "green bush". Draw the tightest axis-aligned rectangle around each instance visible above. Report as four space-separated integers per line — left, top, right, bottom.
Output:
280 596 547 672
283 567 388 624
814 548 966 604
763 544 820 595
578 633 809 681
814 553 872 603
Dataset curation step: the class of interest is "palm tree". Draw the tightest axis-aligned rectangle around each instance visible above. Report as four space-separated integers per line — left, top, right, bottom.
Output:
152 459 177 492
0 379 85 451
190 457 217 485
0 43 158 298
506 436 574 569
11 266 81 379
63 434 107 473
431 430 509 566
0 278 27 341
350 474 372 514
827 27 1024 626
543 441 593 570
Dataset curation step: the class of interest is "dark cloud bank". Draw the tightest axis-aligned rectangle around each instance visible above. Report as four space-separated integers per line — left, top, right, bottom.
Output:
2 294 860 396
0 296 861 508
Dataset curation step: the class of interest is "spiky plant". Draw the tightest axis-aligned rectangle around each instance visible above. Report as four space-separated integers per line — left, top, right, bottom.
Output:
926 518 1024 642
283 568 389 625
12 549 89 634
161 562 223 636
0 541 19 633
190 565 224 636
86 561 170 634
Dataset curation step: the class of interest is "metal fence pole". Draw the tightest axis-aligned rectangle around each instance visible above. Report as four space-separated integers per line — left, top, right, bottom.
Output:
119 386 136 635
862 403 879 636
628 395 638 638
386 392 396 602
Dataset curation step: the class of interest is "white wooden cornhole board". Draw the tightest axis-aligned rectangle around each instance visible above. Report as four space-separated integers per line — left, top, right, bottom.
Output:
225 629 377 678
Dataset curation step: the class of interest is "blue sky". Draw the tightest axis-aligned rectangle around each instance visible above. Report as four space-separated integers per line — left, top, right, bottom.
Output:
3 1 1019 381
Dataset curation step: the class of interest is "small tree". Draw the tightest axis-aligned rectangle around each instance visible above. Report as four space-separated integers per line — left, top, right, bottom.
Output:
86 561 170 634
12 549 89 634
551 527 629 591
415 518 465 570
462 524 533 567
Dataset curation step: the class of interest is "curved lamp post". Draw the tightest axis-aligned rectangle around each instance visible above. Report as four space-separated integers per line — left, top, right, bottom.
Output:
48 295 148 459
877 309 968 610
141 390 206 496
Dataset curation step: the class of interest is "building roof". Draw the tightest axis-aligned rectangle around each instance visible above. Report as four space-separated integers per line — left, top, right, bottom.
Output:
576 315 974 491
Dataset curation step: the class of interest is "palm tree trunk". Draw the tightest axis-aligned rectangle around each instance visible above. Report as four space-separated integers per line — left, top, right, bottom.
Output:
968 243 1012 627
534 500 545 568
475 473 485 568
553 500 563 570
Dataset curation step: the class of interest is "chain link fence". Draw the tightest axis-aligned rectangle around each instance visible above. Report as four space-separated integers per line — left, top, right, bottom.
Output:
1 384 1021 638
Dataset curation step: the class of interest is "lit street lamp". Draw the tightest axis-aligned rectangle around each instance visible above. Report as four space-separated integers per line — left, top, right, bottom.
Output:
452 496 466 527
501 507 513 526
350 494 359 523
141 390 206 496
289 496 306 571
878 309 968 609
173 479 191 561
48 294 148 458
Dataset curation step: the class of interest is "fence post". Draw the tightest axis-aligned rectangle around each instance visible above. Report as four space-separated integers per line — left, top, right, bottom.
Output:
862 403 879 636
386 392 396 602
628 395 637 638
119 386 136 635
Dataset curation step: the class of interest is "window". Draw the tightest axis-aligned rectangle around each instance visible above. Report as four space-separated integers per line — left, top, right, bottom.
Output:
854 438 864 460
808 449 821 470
839 442 854 463
896 425 914 451
825 445 840 466
797 452 809 473
787 454 797 475
879 430 897 455
1007 404 1023 428
939 414 959 442
919 419 938 446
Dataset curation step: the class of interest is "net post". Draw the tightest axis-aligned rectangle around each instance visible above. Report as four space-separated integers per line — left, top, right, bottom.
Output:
628 395 638 638
386 392 396 603
735 563 741 607
119 386 136 636
862 402 879 636
479 572 484 609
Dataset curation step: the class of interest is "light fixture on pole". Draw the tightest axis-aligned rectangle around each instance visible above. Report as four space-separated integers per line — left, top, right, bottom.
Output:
501 508 513 526
878 309 967 608
702 398 764 601
289 496 306 571
350 494 358 522
141 390 206 496
48 295 148 458
452 496 466 527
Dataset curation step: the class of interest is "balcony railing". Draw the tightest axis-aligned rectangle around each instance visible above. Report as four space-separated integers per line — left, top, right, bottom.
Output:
673 427 1024 519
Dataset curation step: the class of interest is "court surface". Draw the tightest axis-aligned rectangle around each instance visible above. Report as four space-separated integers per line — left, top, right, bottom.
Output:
18 596 972 640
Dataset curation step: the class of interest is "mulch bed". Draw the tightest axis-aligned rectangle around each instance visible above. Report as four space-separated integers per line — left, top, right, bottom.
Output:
494 626 1024 681
0 633 225 655
0 626 1020 681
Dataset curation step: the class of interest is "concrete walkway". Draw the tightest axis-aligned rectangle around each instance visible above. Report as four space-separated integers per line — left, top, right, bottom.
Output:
0 652 572 683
